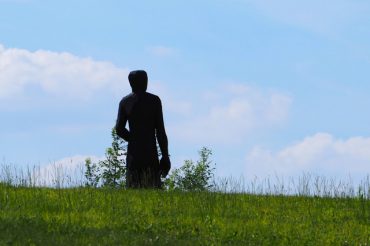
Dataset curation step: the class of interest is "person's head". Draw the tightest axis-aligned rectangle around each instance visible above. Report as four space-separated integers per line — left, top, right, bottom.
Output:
128 70 148 93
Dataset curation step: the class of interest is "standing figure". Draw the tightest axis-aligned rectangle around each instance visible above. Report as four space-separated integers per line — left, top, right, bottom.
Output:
115 70 170 188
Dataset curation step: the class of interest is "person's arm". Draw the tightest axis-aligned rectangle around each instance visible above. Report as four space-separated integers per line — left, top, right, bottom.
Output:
156 98 169 157
115 100 130 142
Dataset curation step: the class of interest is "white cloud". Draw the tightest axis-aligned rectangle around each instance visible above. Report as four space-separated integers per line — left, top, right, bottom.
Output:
170 84 291 143
242 0 369 34
36 155 103 187
246 133 370 180
148 45 176 57
0 44 130 100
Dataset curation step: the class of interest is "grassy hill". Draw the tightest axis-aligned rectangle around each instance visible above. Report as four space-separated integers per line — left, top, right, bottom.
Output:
0 184 369 245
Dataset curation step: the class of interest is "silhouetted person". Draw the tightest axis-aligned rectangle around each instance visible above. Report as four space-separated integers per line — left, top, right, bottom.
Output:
115 70 170 188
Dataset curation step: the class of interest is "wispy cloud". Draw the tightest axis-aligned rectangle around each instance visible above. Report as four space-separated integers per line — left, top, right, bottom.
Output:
242 0 369 35
170 84 292 144
147 45 176 57
0 0 32 3
150 82 193 116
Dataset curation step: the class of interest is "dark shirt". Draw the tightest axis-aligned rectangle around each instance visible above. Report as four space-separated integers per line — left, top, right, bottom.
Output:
115 92 168 169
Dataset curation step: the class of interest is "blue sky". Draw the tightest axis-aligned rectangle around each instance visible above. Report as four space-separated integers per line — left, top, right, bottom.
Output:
1 0 369 183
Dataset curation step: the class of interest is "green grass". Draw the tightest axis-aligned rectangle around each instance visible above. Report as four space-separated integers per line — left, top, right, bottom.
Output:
0 184 369 245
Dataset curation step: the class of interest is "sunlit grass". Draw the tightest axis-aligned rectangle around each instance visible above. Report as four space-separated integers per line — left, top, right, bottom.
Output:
0 186 369 245
0 164 369 245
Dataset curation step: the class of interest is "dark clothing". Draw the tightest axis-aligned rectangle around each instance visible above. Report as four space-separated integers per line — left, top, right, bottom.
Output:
126 166 161 188
115 91 168 188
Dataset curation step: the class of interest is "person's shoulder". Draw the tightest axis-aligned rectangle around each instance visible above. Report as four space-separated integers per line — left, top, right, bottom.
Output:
120 93 135 104
145 92 161 102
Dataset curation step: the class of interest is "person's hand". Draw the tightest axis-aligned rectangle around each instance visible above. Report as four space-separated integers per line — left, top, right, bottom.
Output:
159 156 171 177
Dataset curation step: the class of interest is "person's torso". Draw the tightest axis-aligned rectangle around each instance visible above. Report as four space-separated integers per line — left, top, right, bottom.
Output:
122 92 159 160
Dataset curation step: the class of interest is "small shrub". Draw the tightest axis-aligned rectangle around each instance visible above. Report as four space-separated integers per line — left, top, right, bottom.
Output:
85 128 127 188
84 158 100 187
163 147 215 191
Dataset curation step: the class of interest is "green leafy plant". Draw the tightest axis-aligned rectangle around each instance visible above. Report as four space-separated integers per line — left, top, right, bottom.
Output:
84 158 100 187
163 147 215 191
85 128 127 188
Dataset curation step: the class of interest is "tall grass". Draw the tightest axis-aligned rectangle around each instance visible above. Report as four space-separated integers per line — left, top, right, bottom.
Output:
214 173 370 199
0 162 85 188
1 162 369 199
0 163 369 244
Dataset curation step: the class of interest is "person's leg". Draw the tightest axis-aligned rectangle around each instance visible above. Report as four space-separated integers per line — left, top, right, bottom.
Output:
141 167 162 189
126 157 162 188
126 168 140 188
